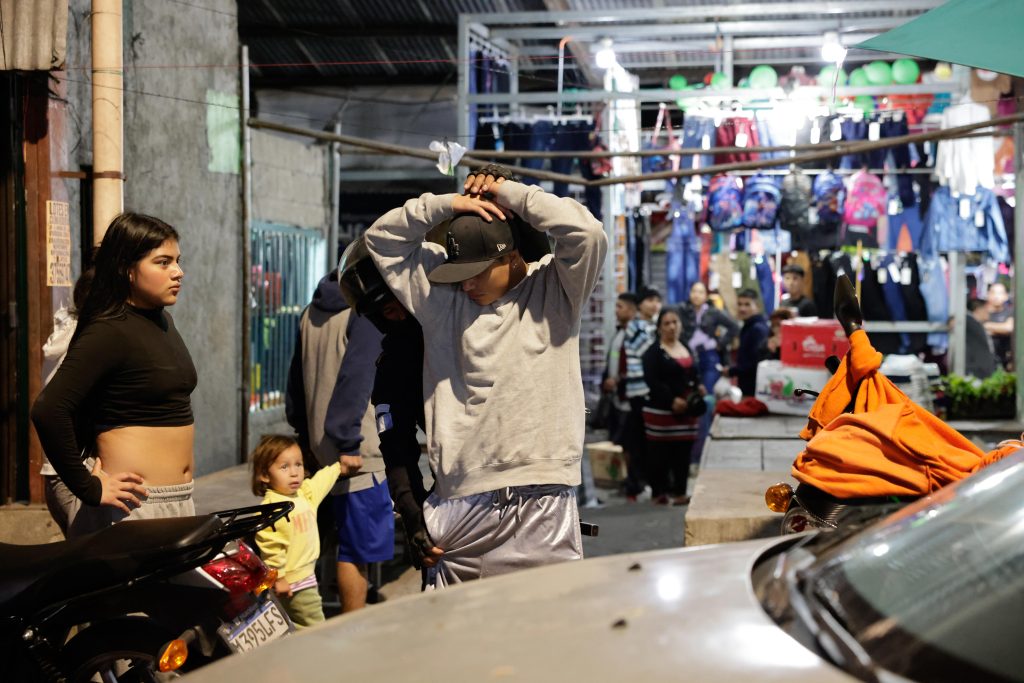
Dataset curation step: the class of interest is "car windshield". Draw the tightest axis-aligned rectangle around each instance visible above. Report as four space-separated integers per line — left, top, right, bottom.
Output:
804 450 1024 683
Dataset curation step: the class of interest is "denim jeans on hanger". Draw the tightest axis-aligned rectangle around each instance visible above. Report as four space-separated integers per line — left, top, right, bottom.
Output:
680 116 715 174
754 256 775 314
519 120 557 185
627 212 638 292
882 117 919 207
550 121 590 192
878 254 913 353
917 255 949 352
839 118 869 169
666 208 699 304
502 122 533 175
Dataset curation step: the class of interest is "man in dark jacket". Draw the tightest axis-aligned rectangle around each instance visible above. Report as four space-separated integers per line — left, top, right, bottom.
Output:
728 288 770 397
285 269 393 614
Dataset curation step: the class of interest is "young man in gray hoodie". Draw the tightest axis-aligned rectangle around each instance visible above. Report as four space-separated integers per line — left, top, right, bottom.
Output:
364 166 607 586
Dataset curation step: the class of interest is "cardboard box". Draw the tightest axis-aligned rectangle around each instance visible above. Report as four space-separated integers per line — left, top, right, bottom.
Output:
755 360 832 416
780 318 851 368
586 441 628 488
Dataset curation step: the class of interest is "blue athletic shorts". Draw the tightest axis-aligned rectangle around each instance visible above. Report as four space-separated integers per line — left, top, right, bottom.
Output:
330 474 395 564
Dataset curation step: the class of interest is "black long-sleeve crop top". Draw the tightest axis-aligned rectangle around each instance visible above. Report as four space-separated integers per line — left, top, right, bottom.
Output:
31 305 197 506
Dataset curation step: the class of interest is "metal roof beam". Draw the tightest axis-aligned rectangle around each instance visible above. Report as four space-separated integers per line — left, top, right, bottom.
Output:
491 17 905 41
467 83 957 105
239 24 455 40
465 0 944 25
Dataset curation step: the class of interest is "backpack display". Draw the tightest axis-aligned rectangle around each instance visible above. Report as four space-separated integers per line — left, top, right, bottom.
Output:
706 174 744 232
812 171 846 224
779 167 812 233
741 173 781 229
844 171 888 227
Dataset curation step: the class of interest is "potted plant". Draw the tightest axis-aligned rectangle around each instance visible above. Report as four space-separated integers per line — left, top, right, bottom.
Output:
941 370 1016 420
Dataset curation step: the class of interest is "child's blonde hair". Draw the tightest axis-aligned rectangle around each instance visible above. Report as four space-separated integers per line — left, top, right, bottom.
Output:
250 434 298 496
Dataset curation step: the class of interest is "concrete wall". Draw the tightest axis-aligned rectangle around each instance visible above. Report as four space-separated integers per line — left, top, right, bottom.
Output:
58 0 244 476
251 130 329 230
248 130 329 452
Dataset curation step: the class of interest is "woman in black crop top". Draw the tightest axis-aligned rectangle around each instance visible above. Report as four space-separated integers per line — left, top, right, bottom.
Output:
32 213 197 534
641 307 705 506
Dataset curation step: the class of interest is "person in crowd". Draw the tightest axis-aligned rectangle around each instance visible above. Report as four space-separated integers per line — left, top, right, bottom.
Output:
620 287 662 501
641 307 704 506
251 434 341 629
984 281 1014 370
601 292 638 448
780 263 817 317
729 289 770 397
759 308 795 361
285 266 393 613
363 164 607 587
679 281 738 392
38 269 93 537
31 213 195 537
966 298 998 379
337 235 440 578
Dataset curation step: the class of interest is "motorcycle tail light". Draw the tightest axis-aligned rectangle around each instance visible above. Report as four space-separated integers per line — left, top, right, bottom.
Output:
255 567 278 596
202 541 274 596
765 483 794 513
158 639 188 672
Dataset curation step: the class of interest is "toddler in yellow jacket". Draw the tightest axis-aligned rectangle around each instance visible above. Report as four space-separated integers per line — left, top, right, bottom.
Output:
251 434 340 628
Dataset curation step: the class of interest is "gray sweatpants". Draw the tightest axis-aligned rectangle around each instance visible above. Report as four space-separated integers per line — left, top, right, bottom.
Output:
67 480 196 539
424 484 583 588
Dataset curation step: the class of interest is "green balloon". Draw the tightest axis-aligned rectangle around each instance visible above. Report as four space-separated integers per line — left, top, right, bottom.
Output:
818 65 847 87
849 67 870 87
738 77 750 88
865 60 893 86
748 64 778 89
710 72 730 89
669 74 688 90
892 58 920 85
855 95 875 114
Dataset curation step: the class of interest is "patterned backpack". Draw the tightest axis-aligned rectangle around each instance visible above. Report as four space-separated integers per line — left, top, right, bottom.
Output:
843 171 888 227
778 167 812 234
812 171 846 224
706 174 744 232
741 173 781 229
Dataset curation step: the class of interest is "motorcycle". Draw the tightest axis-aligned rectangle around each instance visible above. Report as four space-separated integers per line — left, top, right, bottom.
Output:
0 502 294 682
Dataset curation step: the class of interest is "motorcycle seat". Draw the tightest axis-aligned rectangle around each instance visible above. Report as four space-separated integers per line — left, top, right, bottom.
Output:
0 514 224 616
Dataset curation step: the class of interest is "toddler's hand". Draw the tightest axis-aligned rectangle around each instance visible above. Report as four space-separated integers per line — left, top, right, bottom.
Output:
274 577 292 597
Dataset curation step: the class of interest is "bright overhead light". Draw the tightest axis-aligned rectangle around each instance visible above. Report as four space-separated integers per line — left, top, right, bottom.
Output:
821 31 847 64
595 38 617 69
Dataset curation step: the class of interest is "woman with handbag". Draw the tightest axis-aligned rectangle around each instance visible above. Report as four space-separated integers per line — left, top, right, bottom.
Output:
641 307 706 506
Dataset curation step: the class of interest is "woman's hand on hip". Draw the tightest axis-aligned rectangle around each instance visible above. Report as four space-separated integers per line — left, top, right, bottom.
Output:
92 457 148 512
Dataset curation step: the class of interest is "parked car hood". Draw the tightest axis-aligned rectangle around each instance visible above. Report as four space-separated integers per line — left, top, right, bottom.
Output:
185 536 856 682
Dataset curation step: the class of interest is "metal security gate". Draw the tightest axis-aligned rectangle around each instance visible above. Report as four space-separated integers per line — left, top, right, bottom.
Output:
249 222 325 412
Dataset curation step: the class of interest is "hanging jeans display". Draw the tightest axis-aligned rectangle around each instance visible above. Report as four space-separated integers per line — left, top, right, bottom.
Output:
550 120 602 220
665 207 700 305
680 116 716 173
917 255 949 353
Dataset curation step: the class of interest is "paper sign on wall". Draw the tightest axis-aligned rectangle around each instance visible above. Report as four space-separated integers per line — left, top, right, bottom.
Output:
46 200 72 287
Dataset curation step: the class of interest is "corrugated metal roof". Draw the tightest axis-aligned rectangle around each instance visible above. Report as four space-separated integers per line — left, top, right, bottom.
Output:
239 0 939 87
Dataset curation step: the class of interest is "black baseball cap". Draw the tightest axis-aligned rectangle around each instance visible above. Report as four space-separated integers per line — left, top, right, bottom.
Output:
427 213 517 284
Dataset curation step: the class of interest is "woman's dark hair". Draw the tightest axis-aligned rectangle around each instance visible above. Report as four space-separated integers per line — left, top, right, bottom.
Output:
75 212 179 330
656 305 683 331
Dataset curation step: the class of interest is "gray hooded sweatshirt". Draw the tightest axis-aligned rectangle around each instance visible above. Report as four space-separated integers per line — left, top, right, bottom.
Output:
365 181 607 499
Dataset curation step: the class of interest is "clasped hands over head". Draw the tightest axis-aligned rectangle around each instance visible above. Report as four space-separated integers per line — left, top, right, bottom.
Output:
453 167 514 222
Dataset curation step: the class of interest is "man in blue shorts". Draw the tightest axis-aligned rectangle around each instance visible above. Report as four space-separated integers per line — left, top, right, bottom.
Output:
286 267 394 612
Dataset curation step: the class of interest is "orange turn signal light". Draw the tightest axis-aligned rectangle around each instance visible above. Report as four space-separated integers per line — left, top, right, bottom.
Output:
765 483 794 513
159 639 188 672
254 567 278 595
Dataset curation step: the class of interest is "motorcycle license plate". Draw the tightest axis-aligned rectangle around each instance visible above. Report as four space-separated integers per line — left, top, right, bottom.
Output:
220 598 291 653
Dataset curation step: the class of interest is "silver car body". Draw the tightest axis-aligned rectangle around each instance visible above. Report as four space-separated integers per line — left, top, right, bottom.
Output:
184 536 855 682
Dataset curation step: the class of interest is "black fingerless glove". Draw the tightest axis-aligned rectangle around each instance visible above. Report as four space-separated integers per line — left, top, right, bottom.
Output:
472 163 519 183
